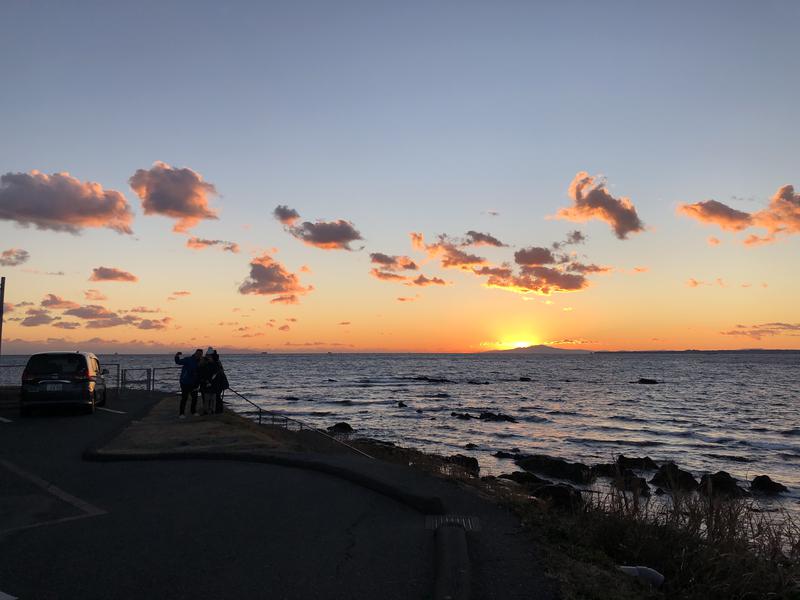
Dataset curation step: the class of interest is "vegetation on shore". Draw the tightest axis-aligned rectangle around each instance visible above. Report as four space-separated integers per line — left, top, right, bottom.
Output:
351 437 800 599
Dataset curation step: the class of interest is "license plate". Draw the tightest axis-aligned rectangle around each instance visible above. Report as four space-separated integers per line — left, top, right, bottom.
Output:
46 384 62 392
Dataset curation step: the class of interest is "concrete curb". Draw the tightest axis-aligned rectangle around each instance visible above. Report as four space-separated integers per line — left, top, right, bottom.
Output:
434 524 471 600
82 447 447 515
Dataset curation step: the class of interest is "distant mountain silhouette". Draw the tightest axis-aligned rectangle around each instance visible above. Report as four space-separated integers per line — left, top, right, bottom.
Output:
485 344 591 355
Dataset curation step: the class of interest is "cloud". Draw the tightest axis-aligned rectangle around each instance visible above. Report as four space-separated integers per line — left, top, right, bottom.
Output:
464 230 506 247
410 232 426 250
686 278 726 288
0 170 134 234
422 235 487 270
679 184 800 245
3 302 13 314
555 172 645 239
129 161 217 232
20 308 57 327
564 261 612 274
289 220 363 250
339 321 351 326
707 236 721 246
370 268 409 282
720 322 800 340
136 317 172 330
84 289 107 301
89 267 138 282
0 248 30 266
186 237 240 253
40 294 80 309
52 321 81 330
238 253 313 301
677 200 752 231
129 306 161 313
514 247 555 266
369 253 418 271
22 269 64 276
406 274 447 287
472 265 513 278
85 316 139 329
273 205 300 225
278 324 290 332
632 266 649 273
64 304 118 319
283 341 354 348
396 296 419 302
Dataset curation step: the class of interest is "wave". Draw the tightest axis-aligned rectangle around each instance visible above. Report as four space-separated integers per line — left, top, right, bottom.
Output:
566 437 665 447
781 427 800 437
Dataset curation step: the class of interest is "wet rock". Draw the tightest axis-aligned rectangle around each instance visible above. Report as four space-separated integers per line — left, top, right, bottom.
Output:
700 471 748 498
617 455 659 471
493 451 518 459
284 395 300 401
467 380 490 385
450 411 475 420
511 447 521 453
327 378 337 382
416 409 423 414
649 463 699 491
479 411 517 423
519 376 532 382
592 463 620 478
613 469 651 495
499 471 551 488
751 475 788 495
516 454 595 485
533 484 582 511
397 401 407 408
446 454 480 476
464 443 478 450
635 378 659 385
327 422 354 434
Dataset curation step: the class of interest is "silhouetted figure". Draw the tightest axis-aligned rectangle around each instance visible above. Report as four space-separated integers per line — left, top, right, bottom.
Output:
175 348 203 418
198 347 219 415
210 351 228 414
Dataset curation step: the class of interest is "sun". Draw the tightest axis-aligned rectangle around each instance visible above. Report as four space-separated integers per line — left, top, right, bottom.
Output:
512 340 533 349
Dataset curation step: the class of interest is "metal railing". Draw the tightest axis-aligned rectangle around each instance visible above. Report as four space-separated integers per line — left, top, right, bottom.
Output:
0 362 121 391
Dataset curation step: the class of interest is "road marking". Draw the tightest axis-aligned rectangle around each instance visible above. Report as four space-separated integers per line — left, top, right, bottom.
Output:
97 407 126 414
0 459 107 535
0 590 18 599
0 416 12 423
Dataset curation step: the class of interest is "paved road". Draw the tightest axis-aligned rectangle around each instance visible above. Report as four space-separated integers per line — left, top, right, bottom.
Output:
0 394 433 599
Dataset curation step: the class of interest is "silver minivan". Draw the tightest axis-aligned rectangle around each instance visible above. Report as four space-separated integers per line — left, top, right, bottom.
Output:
20 351 108 416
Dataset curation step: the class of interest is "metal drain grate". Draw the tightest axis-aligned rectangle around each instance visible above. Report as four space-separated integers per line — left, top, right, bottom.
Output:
425 514 481 532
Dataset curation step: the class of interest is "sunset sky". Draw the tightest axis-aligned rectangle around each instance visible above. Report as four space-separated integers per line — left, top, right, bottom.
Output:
1 1 798 353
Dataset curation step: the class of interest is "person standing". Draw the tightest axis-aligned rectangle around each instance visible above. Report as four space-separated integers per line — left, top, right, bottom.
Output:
210 351 228 414
175 348 203 418
198 347 219 415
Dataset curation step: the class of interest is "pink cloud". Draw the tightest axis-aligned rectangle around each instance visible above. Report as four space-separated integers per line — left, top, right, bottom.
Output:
3 301 14 314
278 324 290 332
707 236 721 246
129 161 218 232
464 230 506 247
84 289 107 301
136 317 172 330
239 253 313 301
396 296 419 302
720 322 800 340
186 237 240 253
65 304 118 319
0 171 133 234
555 172 645 239
514 247 556 266
406 274 447 287
0 248 30 266
370 268 409 282
20 308 57 327
52 321 81 330
129 306 161 313
369 253 418 271
40 294 80 309
633 266 649 273
677 200 752 231
89 267 138 282
273 205 300 225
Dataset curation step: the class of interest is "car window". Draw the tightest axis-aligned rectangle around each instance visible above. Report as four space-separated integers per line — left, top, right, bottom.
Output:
26 354 85 375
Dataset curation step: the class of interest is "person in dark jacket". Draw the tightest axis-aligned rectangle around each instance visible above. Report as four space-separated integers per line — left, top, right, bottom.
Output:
175 348 203 418
209 351 228 414
198 347 219 415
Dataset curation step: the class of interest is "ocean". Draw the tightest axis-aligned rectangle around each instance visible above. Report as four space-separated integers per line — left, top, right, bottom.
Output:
3 351 799 510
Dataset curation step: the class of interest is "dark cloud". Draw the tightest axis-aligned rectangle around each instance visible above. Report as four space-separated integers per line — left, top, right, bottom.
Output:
369 268 409 282
270 295 299 305
273 205 300 225
485 267 589 295
129 161 217 232
239 254 313 301
514 247 556 266
0 170 134 234
677 200 752 231
136 317 172 330
64 304 118 319
84 289 107 301
289 219 363 250
369 253 418 271
564 261 612 274
464 231 506 247
89 267 138 282
52 321 81 330
406 274 447 287
85 316 138 329
720 322 800 340
20 308 57 327
278 325 290 332
472 265 513 278
41 294 80 309
186 237 240 253
552 230 586 249
555 172 645 239
0 248 30 266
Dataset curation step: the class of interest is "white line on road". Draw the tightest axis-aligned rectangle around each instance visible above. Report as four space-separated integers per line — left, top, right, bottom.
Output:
0 589 19 599
97 407 126 414
0 459 107 535
0 416 12 423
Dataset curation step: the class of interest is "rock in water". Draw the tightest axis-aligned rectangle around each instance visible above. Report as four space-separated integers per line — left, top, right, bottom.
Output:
479 411 517 423
533 484 582 511
464 443 478 450
499 471 551 488
327 422 354 434
516 454 595 484
700 471 748 498
519 376 532 382
450 411 474 420
613 469 651 495
397 401 407 408
751 475 789 495
649 463 699 491
636 378 659 384
617 454 659 470
446 454 479 476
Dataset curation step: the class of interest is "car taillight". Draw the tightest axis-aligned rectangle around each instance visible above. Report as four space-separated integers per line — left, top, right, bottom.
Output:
21 369 35 383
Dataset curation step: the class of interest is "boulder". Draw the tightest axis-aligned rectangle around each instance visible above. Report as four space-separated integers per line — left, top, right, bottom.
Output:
499 471 551 488
592 463 621 478
493 451 518 459
284 395 300 401
533 484 582 511
327 422 354 434
613 469 651 495
617 455 659 471
446 454 480 476
751 475 788 495
649 463 699 491
516 454 595 485
700 471 748 498
479 411 517 423
464 443 478 450
635 378 659 384
519 376 532 382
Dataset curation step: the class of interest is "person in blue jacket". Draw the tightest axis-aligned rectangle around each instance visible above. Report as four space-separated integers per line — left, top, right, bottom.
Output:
175 348 203 418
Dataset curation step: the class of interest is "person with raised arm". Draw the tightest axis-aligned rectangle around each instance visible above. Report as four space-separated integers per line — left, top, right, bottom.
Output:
174 348 203 418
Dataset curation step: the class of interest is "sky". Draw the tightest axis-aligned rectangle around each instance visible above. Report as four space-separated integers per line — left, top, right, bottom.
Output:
1 0 798 353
